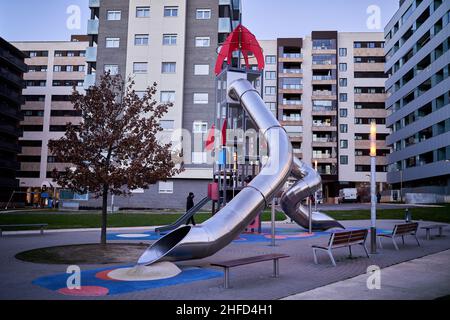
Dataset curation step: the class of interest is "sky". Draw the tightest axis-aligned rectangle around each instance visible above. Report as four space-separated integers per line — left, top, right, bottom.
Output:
0 0 399 42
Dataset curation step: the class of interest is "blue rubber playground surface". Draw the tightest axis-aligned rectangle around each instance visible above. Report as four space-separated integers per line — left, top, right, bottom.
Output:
33 265 223 296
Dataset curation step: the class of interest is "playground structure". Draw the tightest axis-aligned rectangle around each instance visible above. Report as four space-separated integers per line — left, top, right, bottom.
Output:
137 25 343 266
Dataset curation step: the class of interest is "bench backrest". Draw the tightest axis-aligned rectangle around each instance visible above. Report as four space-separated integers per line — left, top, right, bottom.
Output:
393 222 419 236
328 229 368 248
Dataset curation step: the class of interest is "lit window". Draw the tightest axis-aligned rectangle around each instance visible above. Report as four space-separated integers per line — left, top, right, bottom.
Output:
339 63 347 71
193 93 209 104
266 55 276 64
106 37 120 48
265 71 276 80
136 7 150 18
158 181 173 194
161 91 176 103
193 121 208 133
340 140 348 149
194 64 210 75
339 48 347 57
162 62 176 73
196 9 211 19
134 34 149 46
107 10 121 20
195 37 211 47
104 64 119 75
164 6 178 17
265 86 276 95
163 34 177 45
340 155 348 165
133 62 148 74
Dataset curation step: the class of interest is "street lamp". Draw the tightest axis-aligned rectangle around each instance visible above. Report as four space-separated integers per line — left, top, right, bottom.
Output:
314 160 318 211
370 121 377 254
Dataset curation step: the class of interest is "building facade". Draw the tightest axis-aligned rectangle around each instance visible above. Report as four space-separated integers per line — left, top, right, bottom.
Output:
0 38 26 204
11 38 88 204
81 0 241 209
259 32 389 202
384 0 450 198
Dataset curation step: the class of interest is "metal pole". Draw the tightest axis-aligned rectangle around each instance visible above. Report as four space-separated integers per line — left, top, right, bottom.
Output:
308 196 312 234
271 197 276 246
314 161 318 212
370 122 377 254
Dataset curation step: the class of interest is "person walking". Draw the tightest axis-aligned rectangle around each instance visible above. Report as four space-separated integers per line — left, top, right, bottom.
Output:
377 192 382 204
186 192 196 226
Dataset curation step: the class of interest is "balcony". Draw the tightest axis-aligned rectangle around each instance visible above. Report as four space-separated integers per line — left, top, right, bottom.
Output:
312 90 335 100
0 159 20 170
0 48 27 72
218 17 232 33
282 99 302 106
279 53 303 63
89 0 100 8
0 86 24 105
87 19 99 35
282 69 302 74
0 69 25 88
317 166 337 175
85 47 97 63
287 133 302 141
83 74 96 89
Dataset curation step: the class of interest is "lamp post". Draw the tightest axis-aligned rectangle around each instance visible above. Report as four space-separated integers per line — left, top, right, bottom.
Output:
314 160 318 211
370 121 377 254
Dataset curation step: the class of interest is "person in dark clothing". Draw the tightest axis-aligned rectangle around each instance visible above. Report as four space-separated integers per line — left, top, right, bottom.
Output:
186 192 196 226
377 192 382 204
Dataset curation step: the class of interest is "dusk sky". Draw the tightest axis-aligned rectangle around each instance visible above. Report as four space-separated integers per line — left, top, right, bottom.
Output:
0 0 399 41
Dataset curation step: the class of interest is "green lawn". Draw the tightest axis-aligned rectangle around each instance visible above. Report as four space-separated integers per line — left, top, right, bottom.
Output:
0 211 286 231
0 205 448 231
323 204 450 223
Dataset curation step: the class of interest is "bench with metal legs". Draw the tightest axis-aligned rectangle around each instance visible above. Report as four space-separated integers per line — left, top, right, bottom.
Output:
377 222 420 250
312 229 369 267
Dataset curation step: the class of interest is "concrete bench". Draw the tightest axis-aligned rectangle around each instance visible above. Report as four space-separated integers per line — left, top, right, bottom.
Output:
377 222 420 250
211 253 290 289
0 223 48 236
421 224 447 240
312 229 369 267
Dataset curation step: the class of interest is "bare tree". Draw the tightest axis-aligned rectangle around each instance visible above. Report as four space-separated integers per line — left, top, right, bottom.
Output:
49 73 183 244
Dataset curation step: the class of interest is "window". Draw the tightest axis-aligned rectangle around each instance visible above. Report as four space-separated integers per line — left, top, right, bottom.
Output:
160 120 174 131
339 48 347 56
192 152 207 164
134 34 149 46
106 37 120 48
164 6 178 17
133 62 148 74
339 78 347 87
193 93 209 104
339 93 348 102
340 140 348 149
104 64 119 75
195 37 210 47
107 10 121 20
340 124 348 133
266 102 276 112
163 34 177 45
196 9 211 19
194 64 210 75
339 63 347 71
193 121 208 133
162 62 176 73
161 91 176 103
266 55 276 64
265 71 276 80
265 86 276 95
340 108 348 117
53 65 61 72
136 7 150 17
340 155 349 165
158 181 173 194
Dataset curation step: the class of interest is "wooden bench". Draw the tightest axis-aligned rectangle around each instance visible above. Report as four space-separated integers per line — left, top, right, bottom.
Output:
211 253 290 289
421 224 447 240
0 223 48 236
312 229 369 267
377 222 420 250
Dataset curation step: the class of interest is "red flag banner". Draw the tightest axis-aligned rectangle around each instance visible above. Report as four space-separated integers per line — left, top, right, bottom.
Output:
205 124 216 151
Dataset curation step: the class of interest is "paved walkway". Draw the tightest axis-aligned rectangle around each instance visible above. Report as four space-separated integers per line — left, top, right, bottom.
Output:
283 249 450 300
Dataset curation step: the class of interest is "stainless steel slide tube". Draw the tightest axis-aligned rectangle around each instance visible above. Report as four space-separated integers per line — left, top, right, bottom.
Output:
280 157 345 231
138 79 293 265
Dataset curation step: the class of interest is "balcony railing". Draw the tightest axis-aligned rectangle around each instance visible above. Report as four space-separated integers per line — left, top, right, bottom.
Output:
87 19 99 35
89 0 100 8
282 99 302 105
282 115 301 122
282 53 303 59
218 17 232 33
312 121 335 127
317 167 337 175
312 75 333 81
313 137 335 143
312 106 336 112
312 90 333 96
282 84 302 90
85 47 97 63
0 48 27 72
282 69 302 74
312 61 333 65
313 154 332 159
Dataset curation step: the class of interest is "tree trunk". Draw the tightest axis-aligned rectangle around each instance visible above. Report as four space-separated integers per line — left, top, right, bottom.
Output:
101 184 108 245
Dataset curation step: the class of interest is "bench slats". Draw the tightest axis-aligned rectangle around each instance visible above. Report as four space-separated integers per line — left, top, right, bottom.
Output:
211 254 289 268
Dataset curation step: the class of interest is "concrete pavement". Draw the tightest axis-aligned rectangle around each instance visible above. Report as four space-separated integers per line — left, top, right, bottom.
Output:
283 249 450 300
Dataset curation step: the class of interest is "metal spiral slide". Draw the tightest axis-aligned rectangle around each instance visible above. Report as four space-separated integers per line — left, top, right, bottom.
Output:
138 79 342 266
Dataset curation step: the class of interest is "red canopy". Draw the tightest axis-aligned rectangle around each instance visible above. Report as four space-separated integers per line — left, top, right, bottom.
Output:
215 24 265 75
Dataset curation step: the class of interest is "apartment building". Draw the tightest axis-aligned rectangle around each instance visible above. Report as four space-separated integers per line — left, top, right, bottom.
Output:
0 38 26 204
11 37 88 203
259 32 389 202
384 0 450 199
83 0 241 209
